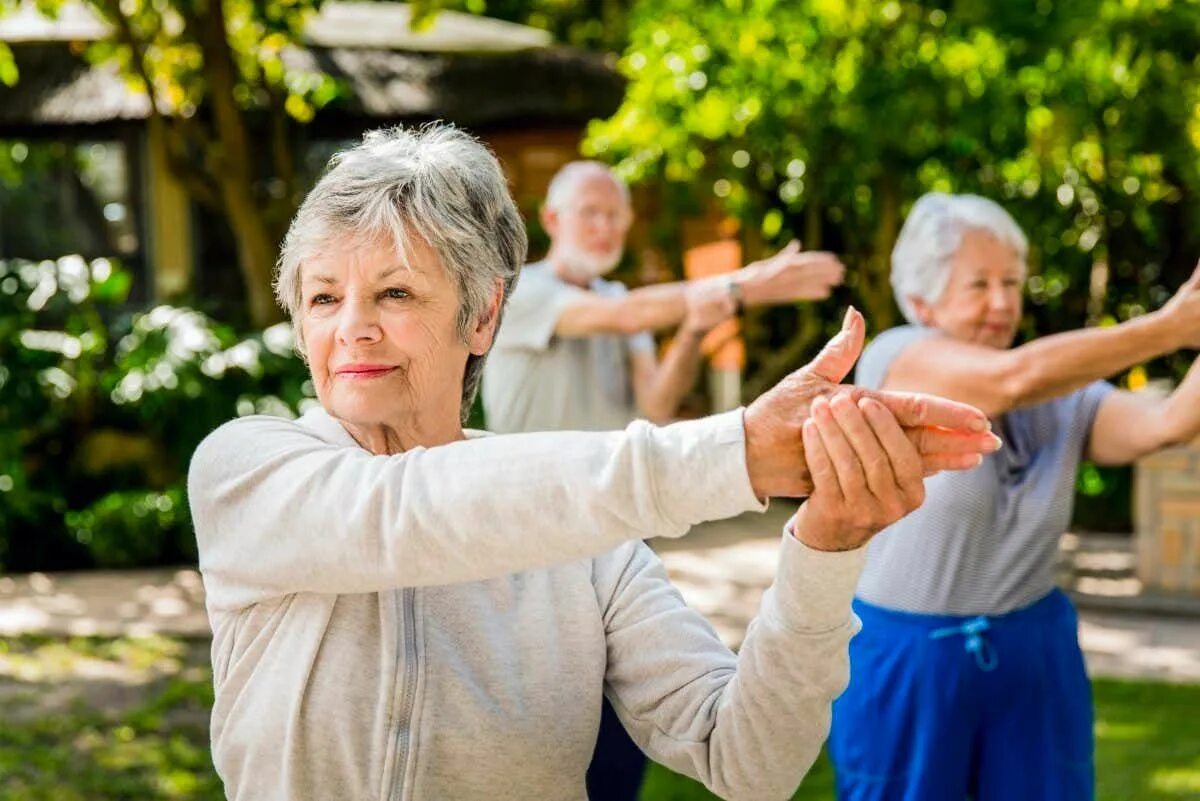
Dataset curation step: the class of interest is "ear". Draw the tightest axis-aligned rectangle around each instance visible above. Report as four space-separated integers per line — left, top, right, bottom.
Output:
908 295 935 326
468 278 506 355
540 204 560 240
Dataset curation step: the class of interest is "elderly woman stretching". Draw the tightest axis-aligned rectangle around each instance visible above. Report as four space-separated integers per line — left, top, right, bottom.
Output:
828 192 1200 801
188 127 998 801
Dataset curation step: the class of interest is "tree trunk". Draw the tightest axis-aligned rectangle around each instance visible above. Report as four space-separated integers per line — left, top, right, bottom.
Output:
862 171 899 330
219 181 283 326
198 0 284 326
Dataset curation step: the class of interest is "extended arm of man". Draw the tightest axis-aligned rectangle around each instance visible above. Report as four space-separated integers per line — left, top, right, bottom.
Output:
631 278 737 423
883 261 1200 419
553 241 845 338
190 309 996 611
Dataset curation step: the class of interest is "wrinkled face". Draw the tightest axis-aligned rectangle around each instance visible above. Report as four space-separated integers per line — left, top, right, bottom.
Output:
915 228 1026 349
545 175 632 277
299 234 476 430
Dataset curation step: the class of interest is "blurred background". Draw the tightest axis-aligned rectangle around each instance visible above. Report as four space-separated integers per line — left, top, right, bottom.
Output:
0 1 1198 799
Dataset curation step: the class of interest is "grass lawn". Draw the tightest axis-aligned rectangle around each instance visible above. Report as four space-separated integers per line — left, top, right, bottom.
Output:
0 635 1197 800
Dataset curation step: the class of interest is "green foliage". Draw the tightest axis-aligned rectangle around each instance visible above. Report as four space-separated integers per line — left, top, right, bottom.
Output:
412 0 634 51
1 0 352 325
0 635 221 801
587 0 1200 351
584 0 1200 529
0 256 311 571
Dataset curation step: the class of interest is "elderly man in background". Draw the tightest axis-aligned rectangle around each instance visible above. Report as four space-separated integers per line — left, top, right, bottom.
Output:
482 160 847 798
190 126 1000 801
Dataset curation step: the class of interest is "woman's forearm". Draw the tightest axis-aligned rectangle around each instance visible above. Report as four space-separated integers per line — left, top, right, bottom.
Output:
1158 357 1200 447
1007 311 1179 409
890 310 1181 417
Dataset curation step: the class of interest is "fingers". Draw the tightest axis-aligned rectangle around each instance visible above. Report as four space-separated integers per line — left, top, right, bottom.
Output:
801 415 841 501
905 426 1003 457
810 396 869 502
827 394 901 508
869 389 990 433
921 452 984 475
805 306 866 383
778 239 802 259
859 397 926 507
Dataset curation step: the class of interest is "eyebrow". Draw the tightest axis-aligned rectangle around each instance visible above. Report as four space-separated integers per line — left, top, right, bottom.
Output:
302 264 412 287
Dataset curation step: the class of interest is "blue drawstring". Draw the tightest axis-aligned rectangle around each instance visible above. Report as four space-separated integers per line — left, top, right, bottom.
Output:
930 616 998 672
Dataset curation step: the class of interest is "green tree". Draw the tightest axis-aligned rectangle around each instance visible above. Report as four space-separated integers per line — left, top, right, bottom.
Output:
585 0 1200 391
1 0 344 326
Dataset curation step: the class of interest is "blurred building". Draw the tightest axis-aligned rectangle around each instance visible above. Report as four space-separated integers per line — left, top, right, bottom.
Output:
0 1 623 306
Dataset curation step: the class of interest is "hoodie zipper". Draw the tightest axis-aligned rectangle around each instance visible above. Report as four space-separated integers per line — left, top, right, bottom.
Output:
389 587 419 801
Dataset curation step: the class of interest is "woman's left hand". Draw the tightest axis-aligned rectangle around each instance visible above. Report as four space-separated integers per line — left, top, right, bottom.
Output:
792 392 940 552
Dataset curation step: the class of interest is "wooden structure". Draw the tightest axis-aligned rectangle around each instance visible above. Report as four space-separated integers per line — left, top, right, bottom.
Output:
1135 437 1200 596
0 2 623 306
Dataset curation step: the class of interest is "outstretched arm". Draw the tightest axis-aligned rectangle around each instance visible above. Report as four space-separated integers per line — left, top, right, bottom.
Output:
191 308 996 611
600 368 964 800
632 278 738 423
554 242 845 338
1088 355 1200 465
882 262 1200 418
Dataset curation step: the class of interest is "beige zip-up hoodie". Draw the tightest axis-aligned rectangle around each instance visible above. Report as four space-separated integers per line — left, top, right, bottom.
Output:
188 407 865 801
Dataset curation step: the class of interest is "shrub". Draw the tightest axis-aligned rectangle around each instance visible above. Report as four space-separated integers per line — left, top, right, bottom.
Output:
0 256 313 571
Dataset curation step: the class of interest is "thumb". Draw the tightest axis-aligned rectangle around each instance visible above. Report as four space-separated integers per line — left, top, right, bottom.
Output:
806 306 866 383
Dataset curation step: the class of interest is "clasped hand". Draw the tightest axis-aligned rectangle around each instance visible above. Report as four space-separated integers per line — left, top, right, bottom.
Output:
745 308 1002 551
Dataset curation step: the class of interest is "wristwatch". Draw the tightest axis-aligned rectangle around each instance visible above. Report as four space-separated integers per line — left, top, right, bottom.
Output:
726 276 745 313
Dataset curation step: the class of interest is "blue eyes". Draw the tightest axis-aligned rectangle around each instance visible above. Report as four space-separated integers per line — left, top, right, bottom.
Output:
307 289 409 307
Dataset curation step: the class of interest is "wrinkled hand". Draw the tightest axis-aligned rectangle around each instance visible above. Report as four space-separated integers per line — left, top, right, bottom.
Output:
792 394 929 551
739 240 845 305
1160 259 1200 350
744 307 1001 499
681 277 738 336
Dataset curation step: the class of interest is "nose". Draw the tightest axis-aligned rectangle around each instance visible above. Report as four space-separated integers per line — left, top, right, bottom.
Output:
988 282 1015 313
335 294 382 346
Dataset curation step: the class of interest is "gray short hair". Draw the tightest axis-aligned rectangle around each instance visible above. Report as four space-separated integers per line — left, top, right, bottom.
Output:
890 192 1029 324
275 123 528 420
544 160 630 212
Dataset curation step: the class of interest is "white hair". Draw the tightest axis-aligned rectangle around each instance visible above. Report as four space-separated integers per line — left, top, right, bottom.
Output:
544 160 630 212
275 123 528 419
890 192 1029 324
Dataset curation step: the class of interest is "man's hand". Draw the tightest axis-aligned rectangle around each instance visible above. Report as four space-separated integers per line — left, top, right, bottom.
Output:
737 240 845 306
744 307 1000 499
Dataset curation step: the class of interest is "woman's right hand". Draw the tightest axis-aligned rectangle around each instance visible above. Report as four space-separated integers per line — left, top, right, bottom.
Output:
743 307 1001 499
1159 260 1200 349
791 394 928 552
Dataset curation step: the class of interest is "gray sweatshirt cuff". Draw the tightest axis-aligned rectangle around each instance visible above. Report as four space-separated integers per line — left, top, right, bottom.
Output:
765 515 866 634
646 408 767 532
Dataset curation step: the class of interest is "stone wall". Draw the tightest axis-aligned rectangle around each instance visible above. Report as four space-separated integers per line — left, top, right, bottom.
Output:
1135 440 1200 595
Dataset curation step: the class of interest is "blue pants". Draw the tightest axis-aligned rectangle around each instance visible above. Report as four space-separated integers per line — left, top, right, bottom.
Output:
829 589 1094 801
586 697 648 801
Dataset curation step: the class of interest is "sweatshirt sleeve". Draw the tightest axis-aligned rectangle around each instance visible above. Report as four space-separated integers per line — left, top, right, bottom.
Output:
187 410 764 611
593 516 864 801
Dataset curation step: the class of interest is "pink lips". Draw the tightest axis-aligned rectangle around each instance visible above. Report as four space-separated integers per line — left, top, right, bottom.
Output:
335 363 397 380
